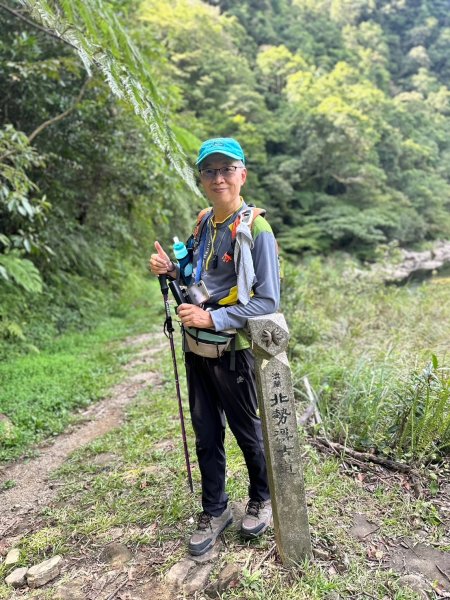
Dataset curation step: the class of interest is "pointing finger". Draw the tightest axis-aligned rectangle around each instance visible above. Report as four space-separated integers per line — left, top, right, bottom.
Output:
154 241 168 260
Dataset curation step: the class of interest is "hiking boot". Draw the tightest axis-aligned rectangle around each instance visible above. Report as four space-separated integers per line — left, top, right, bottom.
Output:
188 506 233 556
241 499 272 539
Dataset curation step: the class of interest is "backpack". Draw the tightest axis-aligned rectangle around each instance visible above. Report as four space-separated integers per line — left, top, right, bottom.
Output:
189 205 267 269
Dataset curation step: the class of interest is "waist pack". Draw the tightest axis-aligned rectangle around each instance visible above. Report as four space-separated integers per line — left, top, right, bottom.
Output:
183 326 236 359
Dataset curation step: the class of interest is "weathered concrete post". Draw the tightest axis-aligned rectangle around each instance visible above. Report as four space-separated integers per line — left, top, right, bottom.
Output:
248 313 312 565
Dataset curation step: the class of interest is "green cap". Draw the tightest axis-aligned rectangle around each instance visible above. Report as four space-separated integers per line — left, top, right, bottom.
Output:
196 137 245 166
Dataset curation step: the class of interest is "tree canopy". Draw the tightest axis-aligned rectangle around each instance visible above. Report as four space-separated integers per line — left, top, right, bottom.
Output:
1 0 450 342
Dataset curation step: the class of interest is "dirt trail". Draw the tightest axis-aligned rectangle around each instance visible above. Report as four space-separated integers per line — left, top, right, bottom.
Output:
0 333 165 538
3 332 449 599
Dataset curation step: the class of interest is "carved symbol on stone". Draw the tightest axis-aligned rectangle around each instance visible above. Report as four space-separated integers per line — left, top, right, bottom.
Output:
262 330 272 346
262 328 283 347
272 329 283 345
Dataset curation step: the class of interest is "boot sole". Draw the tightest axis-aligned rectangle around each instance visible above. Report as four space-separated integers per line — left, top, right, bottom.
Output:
240 522 270 540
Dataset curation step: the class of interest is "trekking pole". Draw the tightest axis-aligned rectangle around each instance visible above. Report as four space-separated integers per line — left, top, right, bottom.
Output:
158 274 194 493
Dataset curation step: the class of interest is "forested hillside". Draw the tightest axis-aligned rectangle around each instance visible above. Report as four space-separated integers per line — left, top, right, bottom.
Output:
146 0 450 254
1 0 450 347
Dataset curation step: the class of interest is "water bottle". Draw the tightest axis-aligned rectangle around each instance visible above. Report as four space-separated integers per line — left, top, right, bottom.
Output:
173 236 193 285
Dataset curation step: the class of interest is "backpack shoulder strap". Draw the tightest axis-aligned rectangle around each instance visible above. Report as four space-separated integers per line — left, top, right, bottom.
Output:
230 207 266 242
193 207 213 241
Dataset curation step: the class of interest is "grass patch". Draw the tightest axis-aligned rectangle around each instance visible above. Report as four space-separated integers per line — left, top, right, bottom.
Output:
0 273 163 462
0 257 448 598
1 337 444 599
283 256 450 462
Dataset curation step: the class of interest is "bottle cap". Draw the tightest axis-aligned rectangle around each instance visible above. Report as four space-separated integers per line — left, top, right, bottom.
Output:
173 236 180 245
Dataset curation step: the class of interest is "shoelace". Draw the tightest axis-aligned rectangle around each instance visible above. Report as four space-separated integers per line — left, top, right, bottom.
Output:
197 512 212 530
246 499 261 517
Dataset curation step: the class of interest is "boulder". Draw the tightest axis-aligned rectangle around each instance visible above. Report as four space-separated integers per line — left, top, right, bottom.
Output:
98 543 132 567
5 567 28 588
27 555 63 588
383 241 450 284
4 548 20 566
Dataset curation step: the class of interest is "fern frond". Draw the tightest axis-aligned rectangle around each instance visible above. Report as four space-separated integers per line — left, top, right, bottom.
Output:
0 253 43 293
17 0 199 194
0 320 25 341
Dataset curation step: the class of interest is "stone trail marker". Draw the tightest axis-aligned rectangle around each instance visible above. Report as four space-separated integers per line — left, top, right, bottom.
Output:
248 313 312 565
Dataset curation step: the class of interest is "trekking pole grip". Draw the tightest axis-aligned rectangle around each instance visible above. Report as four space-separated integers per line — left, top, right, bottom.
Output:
158 274 169 295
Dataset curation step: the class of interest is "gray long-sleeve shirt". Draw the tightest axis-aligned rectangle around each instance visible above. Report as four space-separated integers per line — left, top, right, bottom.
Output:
190 201 280 332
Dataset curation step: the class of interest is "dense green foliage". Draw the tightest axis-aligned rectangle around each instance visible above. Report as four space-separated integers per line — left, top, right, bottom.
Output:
2 0 450 345
1 1 449 464
283 259 450 461
0 1 200 349
140 0 450 254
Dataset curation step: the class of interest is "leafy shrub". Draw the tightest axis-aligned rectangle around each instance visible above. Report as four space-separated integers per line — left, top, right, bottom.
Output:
282 255 450 463
0 252 43 293
391 355 450 461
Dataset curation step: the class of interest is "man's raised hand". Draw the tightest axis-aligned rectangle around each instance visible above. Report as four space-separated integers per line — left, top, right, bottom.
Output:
149 241 175 276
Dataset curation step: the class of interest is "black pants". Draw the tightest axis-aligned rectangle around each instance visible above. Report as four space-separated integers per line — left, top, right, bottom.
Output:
185 349 270 517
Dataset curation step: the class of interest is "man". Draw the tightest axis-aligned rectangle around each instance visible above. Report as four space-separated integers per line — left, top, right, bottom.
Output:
149 137 280 556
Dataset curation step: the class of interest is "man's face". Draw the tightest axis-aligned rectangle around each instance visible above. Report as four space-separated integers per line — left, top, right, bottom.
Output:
198 153 247 205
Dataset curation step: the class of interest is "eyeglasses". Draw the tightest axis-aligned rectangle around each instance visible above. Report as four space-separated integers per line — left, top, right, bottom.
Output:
198 166 245 180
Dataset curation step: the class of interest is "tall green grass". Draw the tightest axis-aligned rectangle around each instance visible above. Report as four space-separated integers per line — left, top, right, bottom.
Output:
0 270 163 462
393 355 450 460
0 327 431 600
2 252 449 465
282 256 450 463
